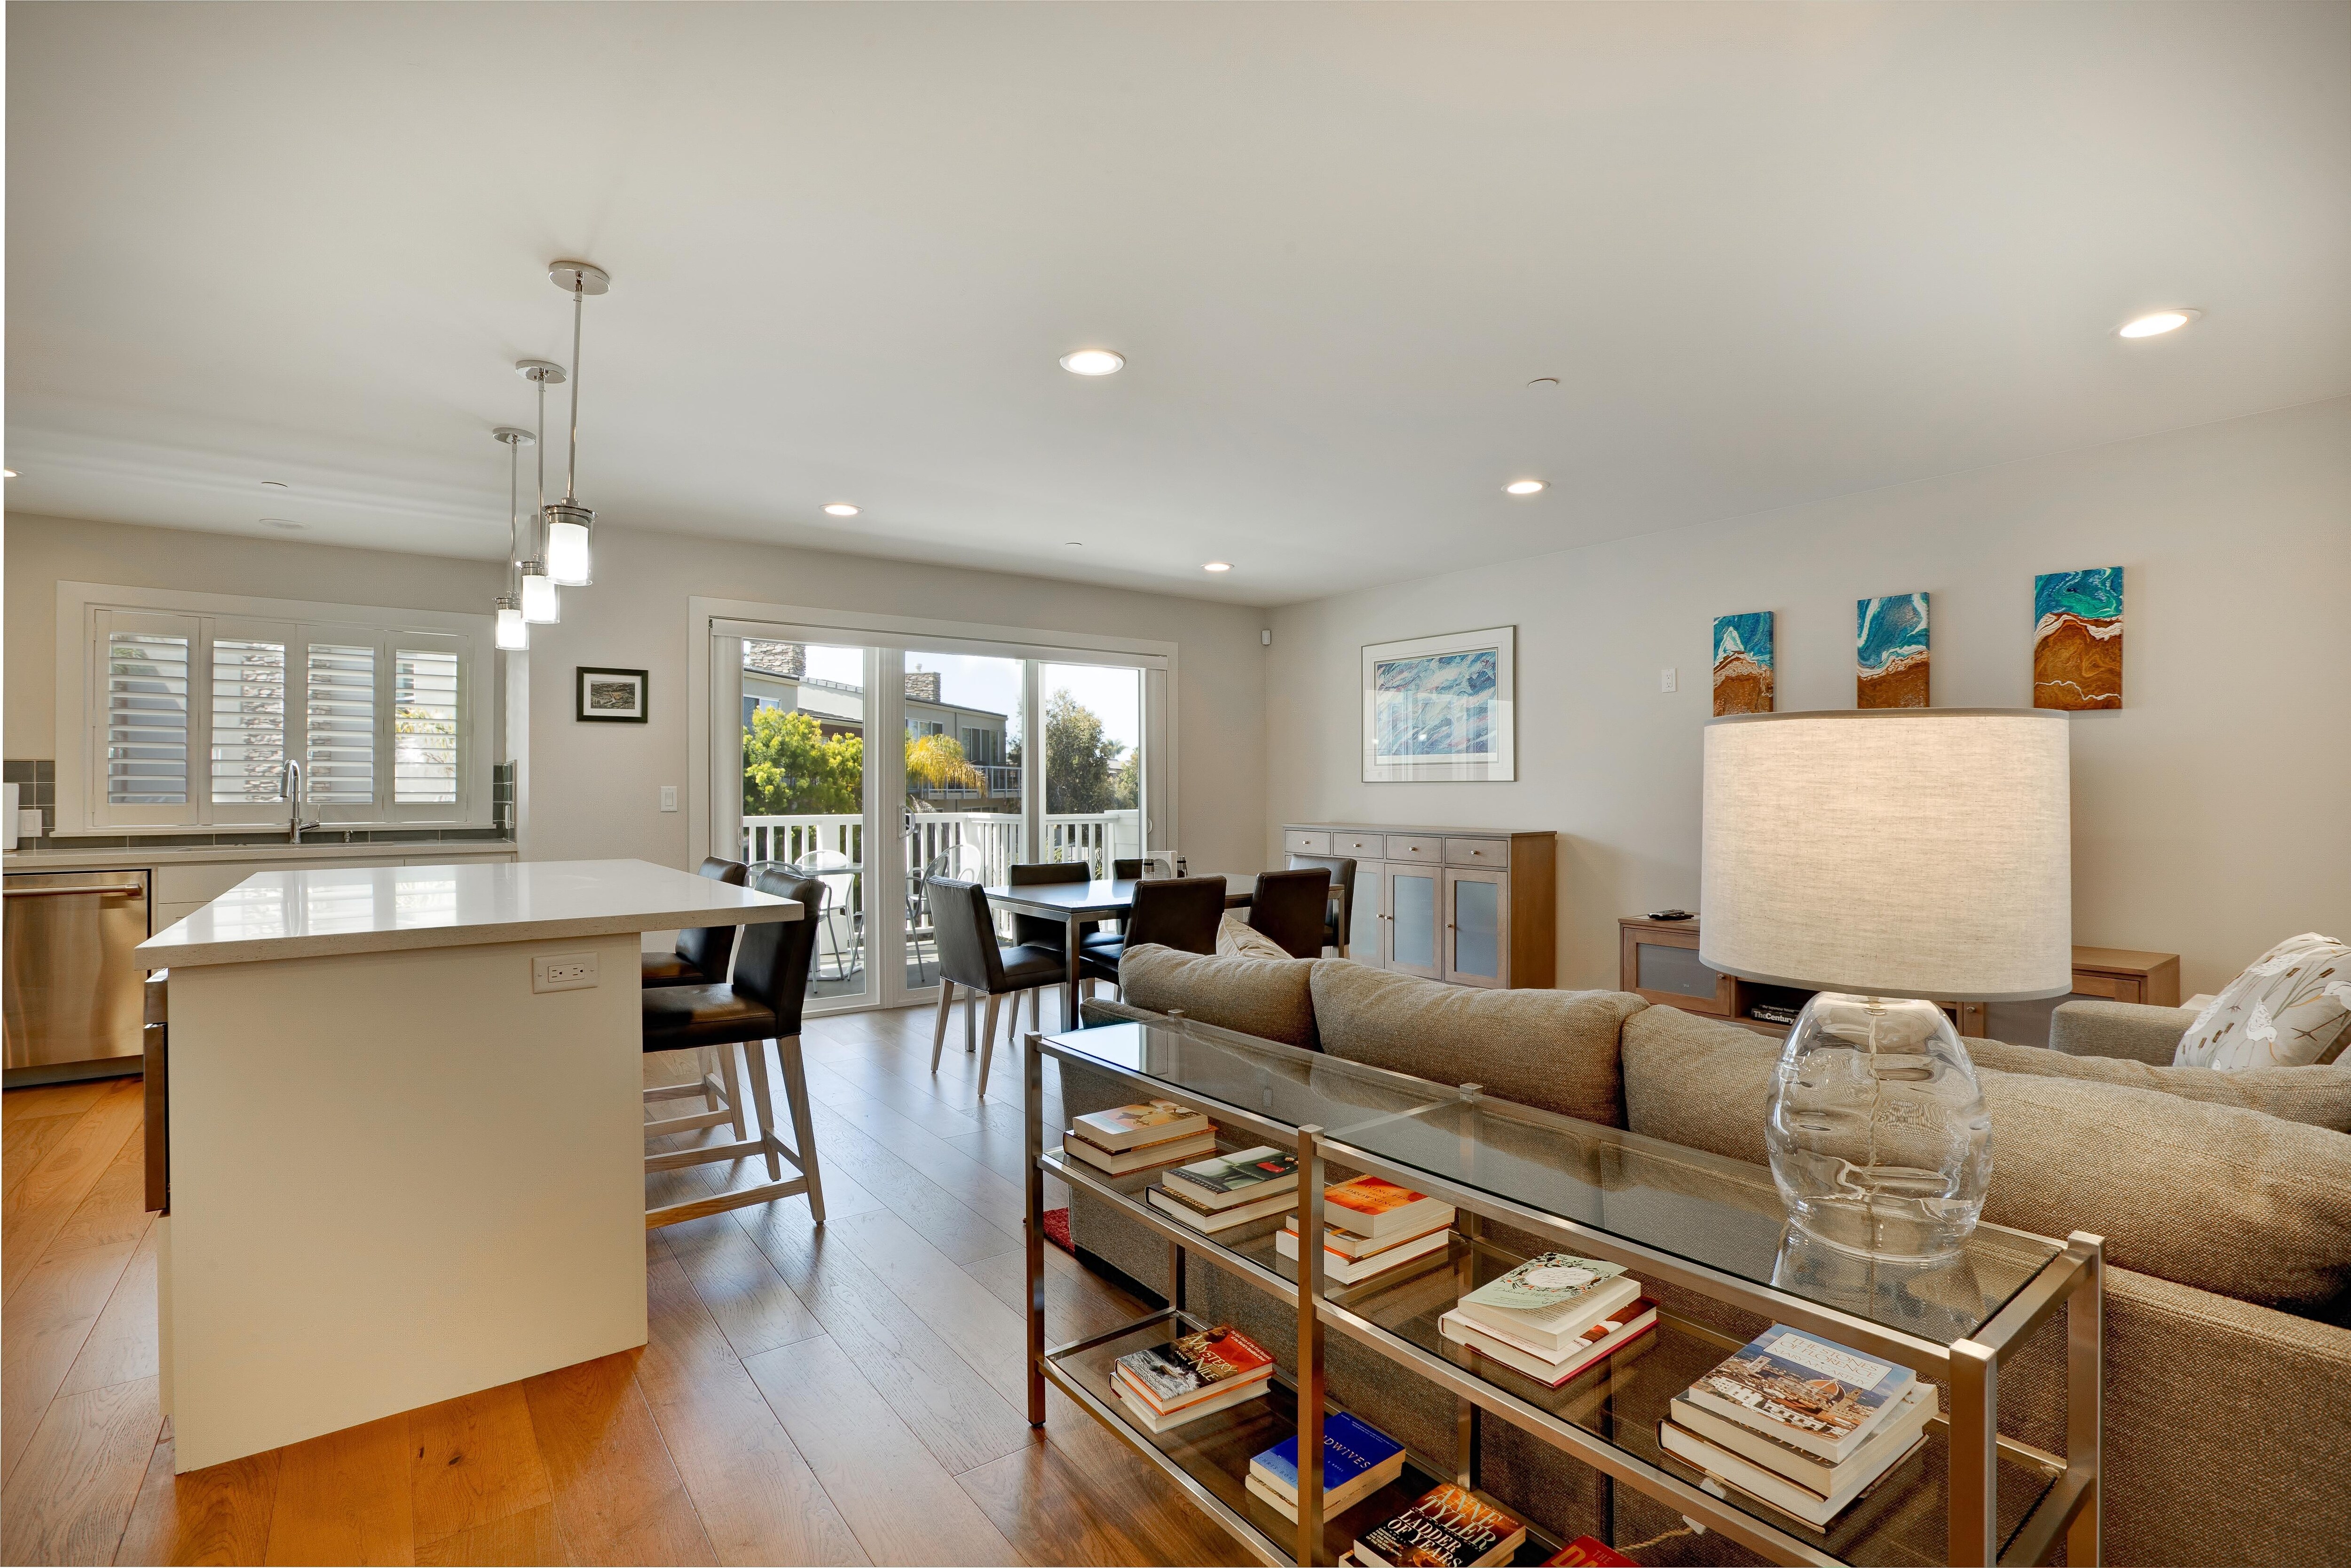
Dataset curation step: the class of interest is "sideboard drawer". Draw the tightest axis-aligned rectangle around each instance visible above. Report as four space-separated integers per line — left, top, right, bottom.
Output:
1386 835 1443 861
1445 837 1509 867
1329 831 1385 858
1284 829 1332 855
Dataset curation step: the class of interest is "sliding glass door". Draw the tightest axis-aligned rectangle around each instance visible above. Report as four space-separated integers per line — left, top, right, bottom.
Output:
1041 662 1144 876
739 640 875 1008
901 649 1024 992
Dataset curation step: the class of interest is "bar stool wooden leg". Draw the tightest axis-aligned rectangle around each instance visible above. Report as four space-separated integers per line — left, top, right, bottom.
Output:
779 1033 826 1224
739 1040 785 1182
718 1041 748 1142
699 1046 720 1113
930 982 955 1072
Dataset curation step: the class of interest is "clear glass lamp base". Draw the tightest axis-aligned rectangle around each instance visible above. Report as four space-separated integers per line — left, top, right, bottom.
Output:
1765 992 1992 1262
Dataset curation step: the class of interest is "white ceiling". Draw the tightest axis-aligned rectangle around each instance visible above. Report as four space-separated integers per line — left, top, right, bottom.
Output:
7 2 2347 606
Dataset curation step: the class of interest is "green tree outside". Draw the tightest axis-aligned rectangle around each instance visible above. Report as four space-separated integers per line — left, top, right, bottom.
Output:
1045 689 1139 814
743 707 985 816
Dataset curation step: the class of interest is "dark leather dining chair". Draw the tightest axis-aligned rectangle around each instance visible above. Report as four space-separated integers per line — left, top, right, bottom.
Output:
1286 853 1357 958
928 876 1065 1098
1248 867 1334 959
1112 859 1148 880
1079 876 1227 993
642 857 750 986
639 867 827 1228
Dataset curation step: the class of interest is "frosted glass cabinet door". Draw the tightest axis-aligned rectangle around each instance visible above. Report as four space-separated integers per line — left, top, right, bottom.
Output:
1386 868 1442 979
1445 867 1509 988
1347 863 1386 966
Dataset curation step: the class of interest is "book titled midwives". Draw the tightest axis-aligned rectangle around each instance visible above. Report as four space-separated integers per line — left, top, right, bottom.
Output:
1247 1412 1406 1523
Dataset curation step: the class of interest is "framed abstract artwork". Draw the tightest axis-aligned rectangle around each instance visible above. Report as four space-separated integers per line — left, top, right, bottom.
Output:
1712 612 1775 715
575 666 649 723
2033 567 2123 709
1361 626 1515 782
1856 593 1930 709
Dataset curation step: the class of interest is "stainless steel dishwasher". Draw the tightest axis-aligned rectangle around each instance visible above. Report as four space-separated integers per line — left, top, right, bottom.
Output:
3 868 151 1085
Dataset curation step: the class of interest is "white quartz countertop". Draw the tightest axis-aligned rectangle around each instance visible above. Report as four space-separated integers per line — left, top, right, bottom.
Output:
5 839 519 872
136 858 801 968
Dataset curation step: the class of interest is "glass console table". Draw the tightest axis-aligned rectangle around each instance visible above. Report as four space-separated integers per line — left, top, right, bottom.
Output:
1020 1014 2101 1568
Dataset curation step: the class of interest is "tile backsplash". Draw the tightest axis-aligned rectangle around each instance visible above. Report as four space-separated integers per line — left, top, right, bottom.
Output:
3 759 519 851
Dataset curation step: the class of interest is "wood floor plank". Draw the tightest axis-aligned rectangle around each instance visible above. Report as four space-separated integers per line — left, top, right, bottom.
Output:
49 1126 154 1256
741 1334 1026 1568
112 1431 278 1568
956 1427 1242 1568
413 1501 572 1567
2 1081 145 1302
637 1255 868 1567
656 1211 824 1362
3 1081 111 1124
0 1374 161 1568
726 1201 1033 1477
261 1412 414 1567
809 1086 1031 1236
797 1055 985 1143
407 1382 555 1548
826 1208 1031 1398
963 1243 1150 1349
2 1235 139 1486
63 1222 163 1398
4 1114 80 1193
521 1352 717 1568
794 1096 1020 1266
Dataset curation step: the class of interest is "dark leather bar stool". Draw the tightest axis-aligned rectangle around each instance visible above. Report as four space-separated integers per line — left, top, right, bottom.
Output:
639 857 755 1142
1079 876 1227 996
1286 852 1357 957
928 876 1064 1098
640 867 828 1228
1248 867 1333 959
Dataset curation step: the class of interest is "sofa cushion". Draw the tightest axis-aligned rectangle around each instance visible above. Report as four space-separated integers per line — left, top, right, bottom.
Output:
1621 1005 2351 1312
1966 1036 2351 1133
1117 943 1319 1050
1215 913 1293 960
2175 932 2351 1069
1308 961 1643 1127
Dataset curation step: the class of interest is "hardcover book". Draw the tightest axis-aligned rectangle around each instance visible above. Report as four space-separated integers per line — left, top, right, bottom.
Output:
1277 1225 1451 1285
1070 1099 1211 1152
1112 1375 1268 1434
1456 1258 1639 1352
1284 1212 1452 1261
1355 1483 1526 1568
1437 1297 1657 1388
1112 1325 1275 1412
1061 1129 1217 1176
1247 1411 1406 1521
1659 1416 1931 1529
1544 1537 1639 1567
1668 1381 1938 1497
1321 1175 1455 1239
1148 1184 1298 1233
1682 1325 1917 1463
1163 1146 1301 1208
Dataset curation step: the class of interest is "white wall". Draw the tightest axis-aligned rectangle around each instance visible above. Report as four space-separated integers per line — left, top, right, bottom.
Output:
510 525 1268 878
1265 397 2351 997
3 514 503 758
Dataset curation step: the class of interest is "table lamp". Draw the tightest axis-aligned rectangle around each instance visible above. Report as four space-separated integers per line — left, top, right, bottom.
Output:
1701 709 2071 1260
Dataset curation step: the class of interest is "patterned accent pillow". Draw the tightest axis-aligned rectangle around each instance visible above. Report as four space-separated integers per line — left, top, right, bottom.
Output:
2173 933 2351 1070
1215 913 1292 961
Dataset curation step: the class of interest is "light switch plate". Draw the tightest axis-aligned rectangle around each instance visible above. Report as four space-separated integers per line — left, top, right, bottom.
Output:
659 785 678 812
531 951 600 993
1660 667 1678 693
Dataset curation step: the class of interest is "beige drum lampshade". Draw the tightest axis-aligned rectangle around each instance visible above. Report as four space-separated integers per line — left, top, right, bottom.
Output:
1699 709 2072 1001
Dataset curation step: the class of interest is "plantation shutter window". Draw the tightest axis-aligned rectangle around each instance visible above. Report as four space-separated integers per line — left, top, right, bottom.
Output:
394 647 462 804
305 643 379 809
209 638 291 804
103 615 195 813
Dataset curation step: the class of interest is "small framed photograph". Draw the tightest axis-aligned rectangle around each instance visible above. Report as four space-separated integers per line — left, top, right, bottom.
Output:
1361 626 1515 782
575 666 649 724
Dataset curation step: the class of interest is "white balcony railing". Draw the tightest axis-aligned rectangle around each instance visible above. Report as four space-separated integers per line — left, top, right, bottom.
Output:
743 809 1139 891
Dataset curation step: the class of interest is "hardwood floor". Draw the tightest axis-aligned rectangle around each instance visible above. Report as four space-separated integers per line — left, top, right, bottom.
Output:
0 1001 1241 1567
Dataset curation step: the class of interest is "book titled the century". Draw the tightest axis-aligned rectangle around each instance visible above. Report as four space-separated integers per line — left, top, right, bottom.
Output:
1354 1483 1526 1568
1682 1325 1917 1463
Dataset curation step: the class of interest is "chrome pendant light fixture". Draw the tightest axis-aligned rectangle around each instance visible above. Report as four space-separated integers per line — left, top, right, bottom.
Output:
492 425 533 650
542 260 608 587
514 359 565 623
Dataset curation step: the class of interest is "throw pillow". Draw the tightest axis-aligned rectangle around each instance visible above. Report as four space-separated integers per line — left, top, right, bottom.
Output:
1215 913 1291 961
2173 932 2351 1070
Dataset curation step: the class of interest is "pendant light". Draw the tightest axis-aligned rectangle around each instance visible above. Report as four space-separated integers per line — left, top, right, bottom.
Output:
491 426 533 650
513 360 563 623
542 260 608 586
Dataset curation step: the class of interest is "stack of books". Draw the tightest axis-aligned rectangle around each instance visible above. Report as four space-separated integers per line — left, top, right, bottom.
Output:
1349 1483 1525 1567
1061 1099 1216 1176
1109 1324 1276 1434
1276 1175 1456 1286
1437 1253 1657 1389
1542 1537 1639 1566
1658 1324 1939 1529
1146 1146 1300 1234
1245 1411 1405 1523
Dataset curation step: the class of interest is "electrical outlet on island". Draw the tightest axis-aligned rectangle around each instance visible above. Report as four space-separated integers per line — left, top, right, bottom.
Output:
532 952 600 993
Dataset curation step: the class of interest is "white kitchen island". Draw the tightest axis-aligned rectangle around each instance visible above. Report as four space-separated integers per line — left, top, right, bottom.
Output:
136 858 801 1473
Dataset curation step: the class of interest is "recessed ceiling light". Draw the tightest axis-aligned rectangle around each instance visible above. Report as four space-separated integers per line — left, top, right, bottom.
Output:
1065 541 1084 548
1504 479 1547 496
2118 308 2200 339
1059 348 1125 377
1526 377 1560 390
260 518 304 530
1203 561 1232 573
823 503 860 517
262 479 288 488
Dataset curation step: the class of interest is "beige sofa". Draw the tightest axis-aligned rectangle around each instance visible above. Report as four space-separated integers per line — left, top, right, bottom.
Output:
1060 947 2351 1568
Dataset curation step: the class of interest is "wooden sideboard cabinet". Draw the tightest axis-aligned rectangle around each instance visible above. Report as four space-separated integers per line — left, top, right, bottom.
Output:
1283 822 1555 989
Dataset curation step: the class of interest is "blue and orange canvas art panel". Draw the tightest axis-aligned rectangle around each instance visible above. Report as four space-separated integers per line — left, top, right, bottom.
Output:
1712 613 1774 715
2033 567 2122 710
1856 593 1929 708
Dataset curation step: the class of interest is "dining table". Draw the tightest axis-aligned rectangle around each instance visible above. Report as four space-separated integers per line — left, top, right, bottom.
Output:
979 873 1262 1028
